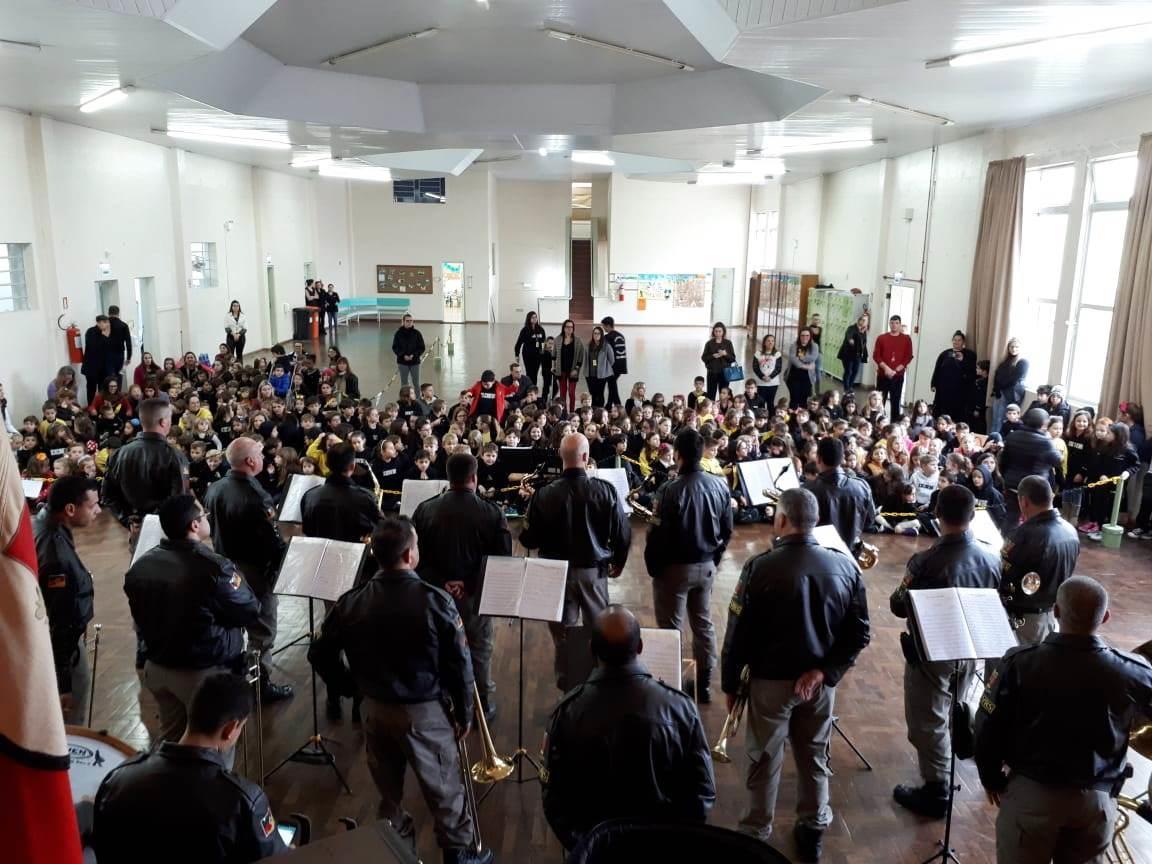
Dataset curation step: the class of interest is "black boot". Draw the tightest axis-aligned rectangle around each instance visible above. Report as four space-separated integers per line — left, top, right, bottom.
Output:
443 846 494 864
793 823 824 863
695 670 712 705
259 664 294 704
893 781 949 818
325 694 342 721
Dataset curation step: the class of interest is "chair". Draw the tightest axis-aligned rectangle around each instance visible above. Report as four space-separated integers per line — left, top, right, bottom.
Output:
566 819 793 864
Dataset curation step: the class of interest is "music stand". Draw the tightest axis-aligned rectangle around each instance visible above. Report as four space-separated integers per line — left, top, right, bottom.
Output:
475 555 568 793
264 537 366 793
907 587 1017 864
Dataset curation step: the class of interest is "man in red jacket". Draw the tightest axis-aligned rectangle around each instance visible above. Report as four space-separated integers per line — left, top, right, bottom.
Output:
872 315 914 416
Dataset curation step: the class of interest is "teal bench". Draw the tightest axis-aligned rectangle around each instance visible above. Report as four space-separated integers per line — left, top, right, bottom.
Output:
337 297 412 325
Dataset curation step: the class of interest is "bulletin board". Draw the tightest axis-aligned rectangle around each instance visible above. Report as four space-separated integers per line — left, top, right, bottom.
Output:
610 273 712 312
377 265 434 294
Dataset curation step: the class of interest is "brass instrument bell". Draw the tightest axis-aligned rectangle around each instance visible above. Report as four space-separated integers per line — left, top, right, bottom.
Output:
469 683 514 784
712 666 750 764
856 542 879 570
1020 572 1041 595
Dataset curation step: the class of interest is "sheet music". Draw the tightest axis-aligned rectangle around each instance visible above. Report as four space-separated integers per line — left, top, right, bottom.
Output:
130 514 165 567
909 589 976 662
640 628 682 687
274 537 363 602
278 474 324 523
400 479 448 517
970 509 1003 552
478 556 528 617
597 467 633 515
21 478 43 498
956 588 1017 660
520 558 568 622
738 458 798 507
812 524 852 558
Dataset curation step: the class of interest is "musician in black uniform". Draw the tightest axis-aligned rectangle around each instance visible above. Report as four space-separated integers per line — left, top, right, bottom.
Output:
542 605 715 850
1000 407 1063 529
125 495 261 755
803 437 876 550
33 476 100 723
975 576 1152 863
645 428 733 702
520 432 631 690
721 488 870 862
301 442 382 542
93 672 289 863
890 484 1001 818
1000 474 1080 646
412 452 512 720
102 397 188 535
204 437 292 702
309 517 491 864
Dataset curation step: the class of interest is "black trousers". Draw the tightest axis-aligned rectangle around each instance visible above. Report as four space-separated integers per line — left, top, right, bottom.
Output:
879 375 905 416
226 332 246 361
606 374 623 408
522 353 541 386
706 371 725 400
787 369 812 409
541 366 555 401
588 377 607 407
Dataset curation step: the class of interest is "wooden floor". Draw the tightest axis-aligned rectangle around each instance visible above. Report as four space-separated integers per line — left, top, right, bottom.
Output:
75 322 1152 863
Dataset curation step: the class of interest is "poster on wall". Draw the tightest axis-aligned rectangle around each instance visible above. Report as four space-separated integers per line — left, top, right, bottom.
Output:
377 265 434 294
610 273 712 312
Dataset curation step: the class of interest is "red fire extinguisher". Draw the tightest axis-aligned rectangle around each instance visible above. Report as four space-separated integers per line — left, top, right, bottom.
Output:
59 315 84 363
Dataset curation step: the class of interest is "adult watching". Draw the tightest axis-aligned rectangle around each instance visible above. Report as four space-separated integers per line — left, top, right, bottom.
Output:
600 316 628 409
513 311 547 386
836 314 870 395
930 330 977 423
392 314 426 392
872 314 914 415
787 328 820 409
224 300 246 361
991 337 1028 438
700 321 737 400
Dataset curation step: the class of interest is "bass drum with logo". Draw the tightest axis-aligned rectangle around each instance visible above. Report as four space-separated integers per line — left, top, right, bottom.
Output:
66 725 138 805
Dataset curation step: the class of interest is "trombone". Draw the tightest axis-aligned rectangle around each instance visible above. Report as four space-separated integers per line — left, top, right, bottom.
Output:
453 683 514 855
712 666 750 764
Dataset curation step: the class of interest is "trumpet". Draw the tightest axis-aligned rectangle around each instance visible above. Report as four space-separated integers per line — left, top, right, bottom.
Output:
628 494 658 524
1006 571 1042 630
711 666 750 764
855 541 880 570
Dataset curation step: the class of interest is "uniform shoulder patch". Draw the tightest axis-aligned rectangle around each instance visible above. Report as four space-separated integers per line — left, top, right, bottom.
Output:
261 807 276 838
230 572 243 590
44 575 67 590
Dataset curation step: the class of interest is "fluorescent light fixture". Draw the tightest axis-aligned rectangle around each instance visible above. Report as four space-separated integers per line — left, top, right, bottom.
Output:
0 38 42 55
327 28 439 65
848 94 954 126
161 128 291 150
79 85 135 114
775 138 884 154
423 191 446 201
571 150 615 166
926 20 1152 68
694 174 766 186
543 29 694 71
537 147 548 156
318 162 393 182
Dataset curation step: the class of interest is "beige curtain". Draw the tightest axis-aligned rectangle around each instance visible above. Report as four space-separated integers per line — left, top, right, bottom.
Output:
966 157 1027 364
1100 133 1152 414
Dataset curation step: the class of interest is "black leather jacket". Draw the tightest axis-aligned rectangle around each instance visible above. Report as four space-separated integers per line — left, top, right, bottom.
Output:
890 531 1002 660
519 469 631 570
721 534 871 693
644 467 733 575
1001 509 1080 614
204 471 286 592
542 660 715 849
93 743 288 863
392 326 425 364
301 474 381 543
124 538 260 670
803 468 876 548
308 568 474 728
33 510 93 694
412 488 512 597
102 432 188 519
975 634 1152 793
1000 428 1063 490
604 330 628 375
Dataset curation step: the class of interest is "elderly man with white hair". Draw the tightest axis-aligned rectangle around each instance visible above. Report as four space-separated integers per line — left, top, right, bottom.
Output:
203 436 293 702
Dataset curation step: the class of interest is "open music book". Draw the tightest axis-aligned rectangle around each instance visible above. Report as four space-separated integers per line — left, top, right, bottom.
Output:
639 628 682 687
478 556 568 621
130 514 165 567
595 467 634 515
278 474 325 523
21 478 44 499
275 536 367 603
909 587 1017 662
400 479 448 517
738 458 798 507
970 509 1003 553
812 524 852 558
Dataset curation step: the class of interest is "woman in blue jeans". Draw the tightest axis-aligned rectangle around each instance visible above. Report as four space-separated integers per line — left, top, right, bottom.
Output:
836 314 870 394
991 338 1028 438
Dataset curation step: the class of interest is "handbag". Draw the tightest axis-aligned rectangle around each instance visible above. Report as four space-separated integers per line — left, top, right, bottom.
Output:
722 364 745 383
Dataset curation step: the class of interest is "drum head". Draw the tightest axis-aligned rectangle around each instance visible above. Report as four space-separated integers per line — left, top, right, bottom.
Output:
65 726 137 804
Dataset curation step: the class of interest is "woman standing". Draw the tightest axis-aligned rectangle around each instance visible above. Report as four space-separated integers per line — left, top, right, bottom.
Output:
553 319 585 412
836 314 870 394
225 300 247 361
304 279 325 335
930 330 977 421
323 283 341 339
991 338 1028 437
786 328 820 409
700 322 737 399
752 333 782 409
585 325 616 408
514 311 547 386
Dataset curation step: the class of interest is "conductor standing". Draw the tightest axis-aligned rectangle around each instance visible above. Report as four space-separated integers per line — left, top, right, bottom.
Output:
519 433 631 691
645 428 733 703
720 488 870 862
412 452 513 721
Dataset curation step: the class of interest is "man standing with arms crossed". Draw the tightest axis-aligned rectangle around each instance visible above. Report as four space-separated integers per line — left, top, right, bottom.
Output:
872 314 914 415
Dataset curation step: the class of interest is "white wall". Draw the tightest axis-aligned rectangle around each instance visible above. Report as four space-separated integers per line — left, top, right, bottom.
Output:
254 169 316 342
495 179 570 323
600 175 750 326
313 176 352 295
777 177 822 274
819 162 886 294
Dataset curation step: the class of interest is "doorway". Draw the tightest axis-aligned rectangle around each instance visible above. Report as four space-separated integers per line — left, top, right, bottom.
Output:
442 262 464 323
712 267 735 325
95 279 120 316
266 265 278 345
134 277 158 356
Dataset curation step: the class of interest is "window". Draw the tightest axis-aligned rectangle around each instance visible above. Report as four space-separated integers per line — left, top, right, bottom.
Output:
0 243 30 312
393 177 446 204
189 241 218 289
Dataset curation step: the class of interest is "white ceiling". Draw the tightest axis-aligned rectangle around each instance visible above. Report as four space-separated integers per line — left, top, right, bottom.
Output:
2 0 1152 184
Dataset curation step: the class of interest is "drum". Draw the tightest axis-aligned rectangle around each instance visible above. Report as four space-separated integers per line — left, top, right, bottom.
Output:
66 726 137 805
